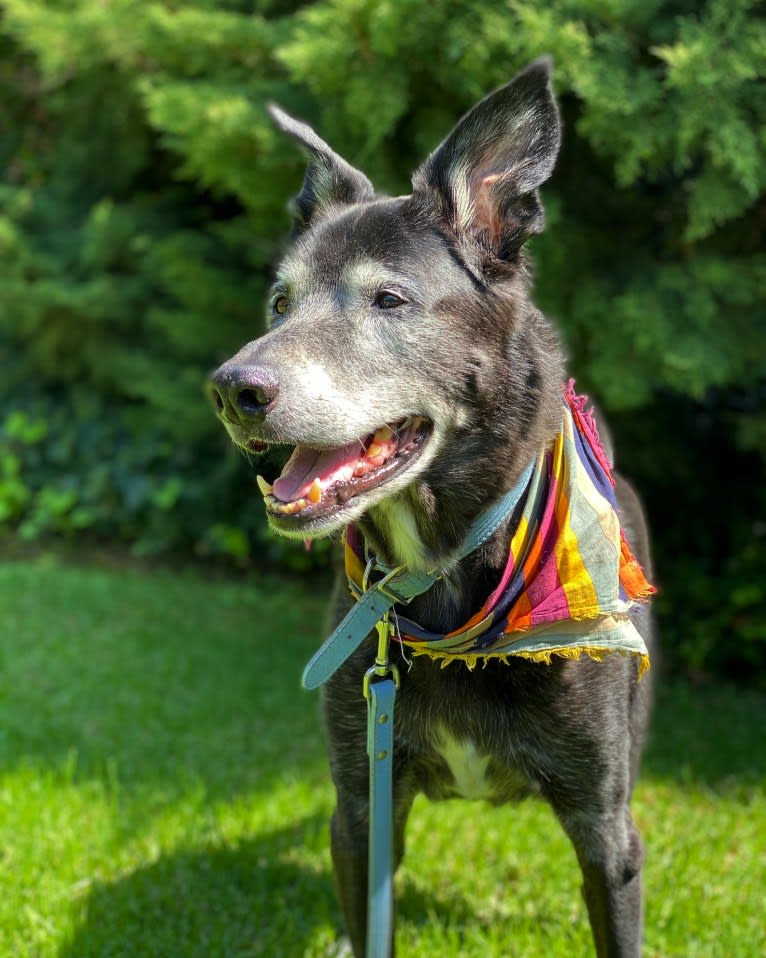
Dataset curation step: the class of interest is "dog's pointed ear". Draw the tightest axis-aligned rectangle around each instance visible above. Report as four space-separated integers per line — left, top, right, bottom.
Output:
268 104 375 231
412 58 560 259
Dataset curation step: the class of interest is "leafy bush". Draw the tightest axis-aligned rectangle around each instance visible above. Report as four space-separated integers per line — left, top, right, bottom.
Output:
0 0 763 677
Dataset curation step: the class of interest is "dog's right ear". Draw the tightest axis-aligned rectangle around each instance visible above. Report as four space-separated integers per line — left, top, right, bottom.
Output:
268 104 375 231
412 58 560 260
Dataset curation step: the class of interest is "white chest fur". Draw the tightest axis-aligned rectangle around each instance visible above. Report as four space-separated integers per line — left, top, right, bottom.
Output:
436 727 494 801
374 497 429 571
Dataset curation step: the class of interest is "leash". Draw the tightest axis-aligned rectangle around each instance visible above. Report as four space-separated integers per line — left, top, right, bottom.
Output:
300 462 534 958
363 614 398 958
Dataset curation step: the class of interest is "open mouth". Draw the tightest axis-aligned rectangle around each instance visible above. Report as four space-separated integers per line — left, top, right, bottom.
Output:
254 416 431 527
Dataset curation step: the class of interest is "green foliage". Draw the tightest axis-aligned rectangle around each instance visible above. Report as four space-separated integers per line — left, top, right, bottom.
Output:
613 392 766 681
0 0 764 675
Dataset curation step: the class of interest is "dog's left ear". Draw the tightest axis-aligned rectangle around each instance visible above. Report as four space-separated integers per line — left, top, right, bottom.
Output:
412 58 560 259
268 104 375 231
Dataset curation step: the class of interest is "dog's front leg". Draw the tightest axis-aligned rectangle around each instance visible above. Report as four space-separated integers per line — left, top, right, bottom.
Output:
557 804 644 958
330 791 370 956
330 784 413 957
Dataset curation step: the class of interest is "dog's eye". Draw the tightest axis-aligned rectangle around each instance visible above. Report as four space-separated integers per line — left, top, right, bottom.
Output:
374 291 406 309
272 294 289 316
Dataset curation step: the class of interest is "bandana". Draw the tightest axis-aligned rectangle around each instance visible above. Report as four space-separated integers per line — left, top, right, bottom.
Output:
344 383 654 675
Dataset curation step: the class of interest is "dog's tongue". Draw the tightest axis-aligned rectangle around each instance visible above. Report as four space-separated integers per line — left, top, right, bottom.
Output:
272 442 362 502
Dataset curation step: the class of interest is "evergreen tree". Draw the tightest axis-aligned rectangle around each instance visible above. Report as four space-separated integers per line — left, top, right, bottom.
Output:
1 0 764 676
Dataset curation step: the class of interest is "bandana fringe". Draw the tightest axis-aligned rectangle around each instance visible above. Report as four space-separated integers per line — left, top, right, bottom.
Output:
409 644 651 679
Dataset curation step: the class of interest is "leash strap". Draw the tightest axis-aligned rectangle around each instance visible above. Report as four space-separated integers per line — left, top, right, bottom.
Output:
301 461 534 958
302 565 433 690
365 674 396 958
301 459 534 690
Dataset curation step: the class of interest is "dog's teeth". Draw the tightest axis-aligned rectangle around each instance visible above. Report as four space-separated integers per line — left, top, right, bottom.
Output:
256 474 273 497
269 497 308 515
307 477 322 504
367 442 383 458
373 426 394 443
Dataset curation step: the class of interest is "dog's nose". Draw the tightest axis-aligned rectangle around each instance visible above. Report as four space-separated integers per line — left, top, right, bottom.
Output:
208 363 279 422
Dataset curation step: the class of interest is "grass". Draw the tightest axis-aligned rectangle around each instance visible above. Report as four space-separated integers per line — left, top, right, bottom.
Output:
0 555 764 958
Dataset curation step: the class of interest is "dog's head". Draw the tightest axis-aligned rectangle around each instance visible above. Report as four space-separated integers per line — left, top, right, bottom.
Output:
210 59 564 565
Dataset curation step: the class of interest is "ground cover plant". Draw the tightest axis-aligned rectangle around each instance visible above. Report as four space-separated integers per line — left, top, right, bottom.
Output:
1 557 764 957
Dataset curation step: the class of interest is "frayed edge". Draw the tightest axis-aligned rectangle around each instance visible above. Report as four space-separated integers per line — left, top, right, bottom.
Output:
564 379 615 480
408 644 651 680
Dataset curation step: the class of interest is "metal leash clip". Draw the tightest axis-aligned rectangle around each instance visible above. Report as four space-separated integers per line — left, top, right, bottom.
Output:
363 612 400 700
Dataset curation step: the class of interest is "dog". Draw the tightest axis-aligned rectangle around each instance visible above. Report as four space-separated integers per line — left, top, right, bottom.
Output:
209 58 655 958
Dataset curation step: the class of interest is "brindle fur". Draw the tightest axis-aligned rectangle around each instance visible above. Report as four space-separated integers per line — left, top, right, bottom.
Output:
210 59 655 957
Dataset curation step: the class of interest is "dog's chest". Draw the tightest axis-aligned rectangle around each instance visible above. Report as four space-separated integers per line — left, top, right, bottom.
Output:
434 727 494 800
396 661 540 805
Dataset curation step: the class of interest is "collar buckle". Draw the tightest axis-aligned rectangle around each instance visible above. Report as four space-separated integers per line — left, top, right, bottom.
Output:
362 556 411 604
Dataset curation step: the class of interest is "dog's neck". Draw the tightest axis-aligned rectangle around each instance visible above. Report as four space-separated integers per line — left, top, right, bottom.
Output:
365 495 431 573
357 381 564 633
358 477 534 635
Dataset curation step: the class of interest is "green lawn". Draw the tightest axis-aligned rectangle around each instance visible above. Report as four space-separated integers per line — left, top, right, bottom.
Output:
1 556 764 957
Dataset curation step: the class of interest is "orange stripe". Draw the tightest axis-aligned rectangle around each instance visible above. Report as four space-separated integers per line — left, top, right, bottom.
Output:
619 534 656 599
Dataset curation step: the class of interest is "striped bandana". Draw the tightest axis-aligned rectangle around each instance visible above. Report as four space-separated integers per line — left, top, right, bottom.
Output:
344 382 654 674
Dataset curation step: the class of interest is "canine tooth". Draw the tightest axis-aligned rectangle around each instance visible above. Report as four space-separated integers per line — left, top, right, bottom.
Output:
367 443 383 458
256 474 273 497
307 477 322 503
374 426 394 443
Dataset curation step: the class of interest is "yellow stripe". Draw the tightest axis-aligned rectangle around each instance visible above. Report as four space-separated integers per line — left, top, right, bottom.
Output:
344 538 365 589
554 432 599 615
509 511 529 560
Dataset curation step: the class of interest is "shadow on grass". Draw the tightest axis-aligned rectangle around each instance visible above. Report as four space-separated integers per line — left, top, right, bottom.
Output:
50 674 766 958
59 817 339 958
645 676 766 787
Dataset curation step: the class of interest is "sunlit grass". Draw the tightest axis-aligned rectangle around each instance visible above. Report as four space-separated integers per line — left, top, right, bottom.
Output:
1 557 764 957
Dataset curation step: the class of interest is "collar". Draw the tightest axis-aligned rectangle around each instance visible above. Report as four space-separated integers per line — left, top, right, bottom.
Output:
301 458 535 689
